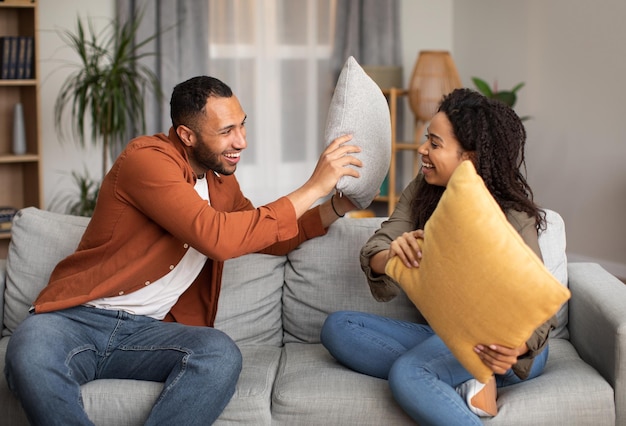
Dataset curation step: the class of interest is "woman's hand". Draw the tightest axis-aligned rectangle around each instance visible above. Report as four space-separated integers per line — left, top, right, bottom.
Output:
388 229 424 268
474 343 529 374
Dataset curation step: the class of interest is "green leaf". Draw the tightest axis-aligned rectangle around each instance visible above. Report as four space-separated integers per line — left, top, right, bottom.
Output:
493 91 517 108
511 82 525 94
471 77 493 97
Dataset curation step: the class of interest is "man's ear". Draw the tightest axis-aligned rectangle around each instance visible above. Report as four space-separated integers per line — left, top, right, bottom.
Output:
176 125 195 147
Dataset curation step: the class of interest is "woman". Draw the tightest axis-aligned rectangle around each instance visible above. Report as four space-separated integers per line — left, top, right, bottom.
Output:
320 88 555 425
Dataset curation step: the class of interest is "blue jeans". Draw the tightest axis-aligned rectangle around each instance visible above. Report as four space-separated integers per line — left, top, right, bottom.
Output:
5 306 242 426
320 311 549 426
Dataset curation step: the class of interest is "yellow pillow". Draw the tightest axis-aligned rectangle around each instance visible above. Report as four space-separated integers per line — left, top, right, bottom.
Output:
385 161 570 383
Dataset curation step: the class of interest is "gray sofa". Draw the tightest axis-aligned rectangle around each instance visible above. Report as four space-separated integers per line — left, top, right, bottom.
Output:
0 207 624 425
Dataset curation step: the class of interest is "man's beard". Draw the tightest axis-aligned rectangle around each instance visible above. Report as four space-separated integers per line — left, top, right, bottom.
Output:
191 137 236 176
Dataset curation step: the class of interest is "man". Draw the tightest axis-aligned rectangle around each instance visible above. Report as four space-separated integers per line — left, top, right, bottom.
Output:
5 76 361 425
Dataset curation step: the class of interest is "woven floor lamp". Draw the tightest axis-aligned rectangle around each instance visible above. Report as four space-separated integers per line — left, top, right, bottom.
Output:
408 51 463 148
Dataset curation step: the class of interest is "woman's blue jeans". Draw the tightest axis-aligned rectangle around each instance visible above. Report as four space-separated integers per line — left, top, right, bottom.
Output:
321 311 549 426
5 306 242 426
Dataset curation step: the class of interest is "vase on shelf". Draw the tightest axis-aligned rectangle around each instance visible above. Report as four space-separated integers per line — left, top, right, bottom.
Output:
12 102 27 155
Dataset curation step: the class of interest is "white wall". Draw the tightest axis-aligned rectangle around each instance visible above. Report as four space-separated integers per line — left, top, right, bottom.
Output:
38 0 626 278
452 0 626 278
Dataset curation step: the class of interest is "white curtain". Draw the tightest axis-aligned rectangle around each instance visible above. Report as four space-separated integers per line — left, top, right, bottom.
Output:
116 0 210 159
207 0 337 206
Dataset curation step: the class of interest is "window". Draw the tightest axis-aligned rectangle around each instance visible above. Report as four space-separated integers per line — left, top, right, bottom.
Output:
208 0 336 205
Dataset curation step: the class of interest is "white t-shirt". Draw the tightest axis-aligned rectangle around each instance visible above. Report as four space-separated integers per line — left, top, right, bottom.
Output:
85 176 210 319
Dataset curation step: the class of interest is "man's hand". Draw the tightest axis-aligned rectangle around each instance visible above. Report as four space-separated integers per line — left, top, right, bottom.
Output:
474 343 529 374
306 135 361 196
287 135 361 218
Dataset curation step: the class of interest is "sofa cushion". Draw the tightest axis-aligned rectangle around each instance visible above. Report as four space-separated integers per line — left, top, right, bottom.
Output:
272 343 415 425
3 208 89 336
77 345 280 425
385 161 571 383
486 339 614 425
216 254 286 346
324 56 391 210
283 217 422 344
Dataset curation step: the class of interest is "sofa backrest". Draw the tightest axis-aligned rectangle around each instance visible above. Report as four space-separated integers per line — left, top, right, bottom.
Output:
281 209 569 343
1 207 569 344
216 253 286 346
283 217 422 344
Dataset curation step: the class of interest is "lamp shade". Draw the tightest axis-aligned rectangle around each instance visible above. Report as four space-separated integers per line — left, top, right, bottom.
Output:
408 51 462 122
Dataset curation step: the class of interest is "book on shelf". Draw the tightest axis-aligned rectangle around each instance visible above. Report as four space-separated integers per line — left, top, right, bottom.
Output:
0 207 17 233
7 36 17 79
16 36 26 79
23 36 33 79
0 36 34 80
0 37 10 79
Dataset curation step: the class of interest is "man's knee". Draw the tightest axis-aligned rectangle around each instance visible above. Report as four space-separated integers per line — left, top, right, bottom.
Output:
192 328 242 379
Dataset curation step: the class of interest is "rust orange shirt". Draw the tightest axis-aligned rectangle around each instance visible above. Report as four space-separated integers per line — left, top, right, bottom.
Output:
34 128 326 326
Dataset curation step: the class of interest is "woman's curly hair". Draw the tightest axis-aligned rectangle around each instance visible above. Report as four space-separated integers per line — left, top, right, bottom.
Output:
411 88 545 231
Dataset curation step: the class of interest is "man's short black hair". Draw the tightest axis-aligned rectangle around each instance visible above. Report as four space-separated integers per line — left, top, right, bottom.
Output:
170 76 233 131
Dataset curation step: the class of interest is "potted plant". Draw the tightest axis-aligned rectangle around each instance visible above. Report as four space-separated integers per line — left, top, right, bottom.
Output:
54 9 163 183
471 77 529 121
48 169 100 217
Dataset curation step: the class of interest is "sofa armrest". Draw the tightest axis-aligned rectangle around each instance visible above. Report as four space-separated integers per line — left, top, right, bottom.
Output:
0 258 5 333
568 262 626 424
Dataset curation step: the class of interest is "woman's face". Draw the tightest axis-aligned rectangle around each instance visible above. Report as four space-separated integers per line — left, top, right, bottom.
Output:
418 111 473 187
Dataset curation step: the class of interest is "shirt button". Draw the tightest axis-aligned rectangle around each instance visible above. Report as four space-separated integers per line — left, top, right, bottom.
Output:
169 265 175 270
144 281 150 286
183 243 189 249
118 291 124 295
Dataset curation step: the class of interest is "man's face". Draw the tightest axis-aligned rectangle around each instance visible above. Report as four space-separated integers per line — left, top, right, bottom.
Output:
189 95 247 176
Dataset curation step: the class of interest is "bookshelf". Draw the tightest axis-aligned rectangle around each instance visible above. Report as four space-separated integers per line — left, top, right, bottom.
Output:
0 0 41 257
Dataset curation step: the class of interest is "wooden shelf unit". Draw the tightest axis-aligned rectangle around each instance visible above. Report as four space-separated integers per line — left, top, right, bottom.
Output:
375 87 421 216
0 1 41 256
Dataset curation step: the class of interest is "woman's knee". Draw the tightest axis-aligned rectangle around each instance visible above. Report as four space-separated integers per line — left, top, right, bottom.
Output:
320 311 353 345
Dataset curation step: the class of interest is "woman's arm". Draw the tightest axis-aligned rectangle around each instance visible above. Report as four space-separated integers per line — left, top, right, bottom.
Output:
359 177 421 301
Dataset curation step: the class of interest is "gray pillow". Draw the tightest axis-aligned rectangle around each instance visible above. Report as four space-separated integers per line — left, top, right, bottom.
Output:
325 56 392 209
3 208 89 336
538 209 570 339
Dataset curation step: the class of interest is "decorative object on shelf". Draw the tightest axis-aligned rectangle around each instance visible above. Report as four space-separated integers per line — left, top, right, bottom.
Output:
472 77 530 121
12 102 26 155
408 51 462 143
